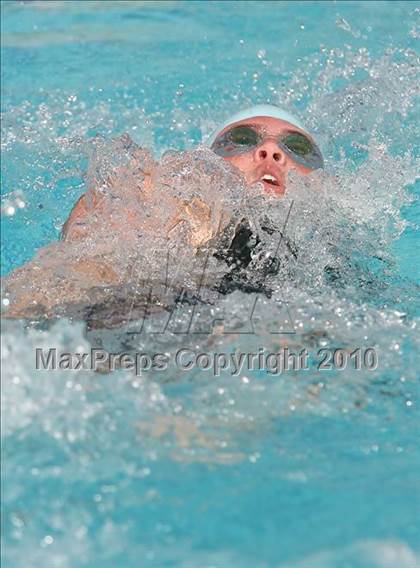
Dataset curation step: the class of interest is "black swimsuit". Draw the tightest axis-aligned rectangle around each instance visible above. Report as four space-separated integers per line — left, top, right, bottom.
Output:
214 217 297 297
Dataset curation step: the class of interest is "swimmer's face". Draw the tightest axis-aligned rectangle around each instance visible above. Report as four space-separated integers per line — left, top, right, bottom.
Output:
211 116 323 196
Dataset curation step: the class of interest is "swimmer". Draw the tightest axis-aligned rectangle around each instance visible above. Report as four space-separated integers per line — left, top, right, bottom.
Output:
207 105 323 293
62 104 323 240
3 104 324 319
207 103 323 196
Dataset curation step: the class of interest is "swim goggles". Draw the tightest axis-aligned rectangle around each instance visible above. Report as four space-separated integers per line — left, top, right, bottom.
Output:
211 124 324 170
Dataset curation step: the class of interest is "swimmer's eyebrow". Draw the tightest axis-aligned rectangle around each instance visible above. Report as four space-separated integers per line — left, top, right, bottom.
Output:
236 122 262 130
283 128 312 138
224 122 258 131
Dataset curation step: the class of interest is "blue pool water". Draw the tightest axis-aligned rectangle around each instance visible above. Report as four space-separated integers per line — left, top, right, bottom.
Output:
1 1 419 567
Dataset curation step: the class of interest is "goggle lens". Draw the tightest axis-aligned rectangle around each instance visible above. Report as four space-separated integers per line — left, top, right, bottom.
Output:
280 132 324 170
212 125 323 170
212 126 260 157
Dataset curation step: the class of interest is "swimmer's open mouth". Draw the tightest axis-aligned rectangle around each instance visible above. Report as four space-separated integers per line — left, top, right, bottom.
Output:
261 174 280 186
253 168 285 195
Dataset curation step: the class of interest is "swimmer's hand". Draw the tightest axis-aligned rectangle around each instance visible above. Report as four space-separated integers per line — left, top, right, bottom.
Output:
167 196 232 248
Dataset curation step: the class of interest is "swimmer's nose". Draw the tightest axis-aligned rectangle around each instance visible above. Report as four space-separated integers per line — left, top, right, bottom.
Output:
255 140 287 165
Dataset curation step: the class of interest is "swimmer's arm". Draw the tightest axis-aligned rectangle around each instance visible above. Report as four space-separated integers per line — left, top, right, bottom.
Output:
2 244 121 319
62 170 231 248
62 139 157 242
2 197 230 320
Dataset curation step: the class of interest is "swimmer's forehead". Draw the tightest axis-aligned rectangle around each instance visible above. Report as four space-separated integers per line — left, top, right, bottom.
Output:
217 116 315 140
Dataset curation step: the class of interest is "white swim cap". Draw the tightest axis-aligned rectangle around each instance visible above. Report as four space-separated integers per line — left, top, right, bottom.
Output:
206 104 308 147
